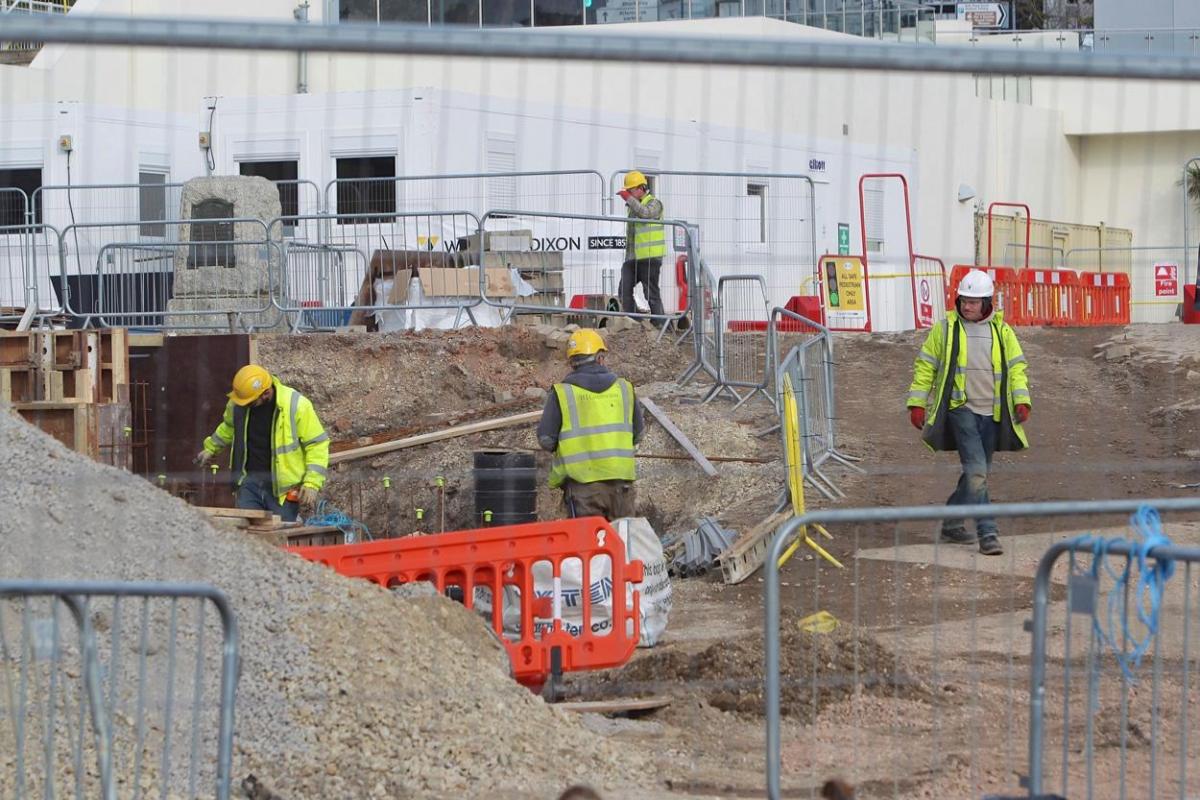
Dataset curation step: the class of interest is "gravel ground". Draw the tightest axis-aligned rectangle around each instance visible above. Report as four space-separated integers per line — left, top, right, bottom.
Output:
0 410 654 799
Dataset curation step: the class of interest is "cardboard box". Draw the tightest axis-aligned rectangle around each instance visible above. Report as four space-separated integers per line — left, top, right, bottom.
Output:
387 266 515 303
480 251 563 271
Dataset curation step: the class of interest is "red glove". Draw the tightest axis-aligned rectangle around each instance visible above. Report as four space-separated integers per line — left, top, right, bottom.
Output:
909 407 925 430
617 189 632 201
1015 404 1031 424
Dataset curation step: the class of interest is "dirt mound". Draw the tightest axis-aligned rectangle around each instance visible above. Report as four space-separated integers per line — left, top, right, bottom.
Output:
580 613 928 720
0 411 652 798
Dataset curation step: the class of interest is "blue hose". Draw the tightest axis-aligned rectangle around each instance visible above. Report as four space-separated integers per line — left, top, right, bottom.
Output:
304 500 371 544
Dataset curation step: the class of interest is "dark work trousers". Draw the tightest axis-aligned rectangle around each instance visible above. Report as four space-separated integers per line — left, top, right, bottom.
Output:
619 257 665 320
236 474 300 522
563 479 636 522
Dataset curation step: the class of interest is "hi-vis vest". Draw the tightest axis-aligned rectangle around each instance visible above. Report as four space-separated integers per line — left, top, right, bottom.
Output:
203 381 330 502
547 379 637 488
631 192 667 260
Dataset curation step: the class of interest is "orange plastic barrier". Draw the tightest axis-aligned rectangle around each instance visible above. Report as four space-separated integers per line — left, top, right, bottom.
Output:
947 265 1025 325
1021 269 1082 327
288 517 644 691
1078 271 1131 326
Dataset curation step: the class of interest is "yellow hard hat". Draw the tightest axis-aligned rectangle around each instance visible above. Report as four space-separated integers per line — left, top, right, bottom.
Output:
566 329 606 360
228 364 272 406
623 170 649 190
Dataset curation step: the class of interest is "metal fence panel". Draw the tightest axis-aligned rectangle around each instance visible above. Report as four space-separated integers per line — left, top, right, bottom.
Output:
762 498 1200 800
478 208 693 328
609 170 818 312
1027 529 1200 798
323 171 604 229
1066 244 1188 324
708 273 771 407
59 218 279 331
274 210 484 331
0 580 238 800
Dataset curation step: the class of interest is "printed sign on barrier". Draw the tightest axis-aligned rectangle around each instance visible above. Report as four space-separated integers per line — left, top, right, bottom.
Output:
821 255 868 331
918 278 934 327
1155 263 1178 297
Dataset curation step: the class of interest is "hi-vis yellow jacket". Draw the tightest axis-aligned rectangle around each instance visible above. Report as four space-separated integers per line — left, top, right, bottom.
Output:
202 380 330 502
547 379 637 488
906 310 1031 450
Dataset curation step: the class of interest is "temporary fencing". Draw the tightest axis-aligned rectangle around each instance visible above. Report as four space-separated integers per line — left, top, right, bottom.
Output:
607 169 819 310
324 170 605 225
288 516 644 693
708 273 772 408
1067 245 1185 324
858 173 938 331
1026 510 1200 798
275 210 485 332
479 208 695 329
57 218 280 331
677 255 720 388
768 307 861 501
0 580 239 800
761 497 1200 800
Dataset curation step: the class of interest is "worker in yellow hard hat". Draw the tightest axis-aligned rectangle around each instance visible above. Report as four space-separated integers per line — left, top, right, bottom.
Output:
195 364 330 521
537 329 644 521
617 170 667 325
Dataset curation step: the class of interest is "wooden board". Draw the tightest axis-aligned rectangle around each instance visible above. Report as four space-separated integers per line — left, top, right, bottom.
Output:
639 398 718 478
554 696 672 715
717 510 792 585
329 410 541 464
194 506 275 520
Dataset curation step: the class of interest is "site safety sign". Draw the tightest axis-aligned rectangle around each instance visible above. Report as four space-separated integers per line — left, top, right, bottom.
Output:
822 256 869 331
1155 263 1178 297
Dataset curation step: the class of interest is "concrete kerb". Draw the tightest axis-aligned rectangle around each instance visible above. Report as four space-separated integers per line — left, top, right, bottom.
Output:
762 497 1200 800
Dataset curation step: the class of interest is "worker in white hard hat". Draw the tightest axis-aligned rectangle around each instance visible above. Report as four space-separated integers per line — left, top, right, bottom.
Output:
905 269 1032 556
616 170 666 324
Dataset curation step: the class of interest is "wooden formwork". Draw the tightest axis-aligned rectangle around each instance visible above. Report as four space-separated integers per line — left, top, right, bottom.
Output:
2 329 131 469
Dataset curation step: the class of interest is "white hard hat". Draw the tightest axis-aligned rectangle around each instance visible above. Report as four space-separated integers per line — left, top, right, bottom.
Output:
957 269 995 299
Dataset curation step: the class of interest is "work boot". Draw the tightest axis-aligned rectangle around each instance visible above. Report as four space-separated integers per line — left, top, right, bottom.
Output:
939 526 976 545
978 533 1003 556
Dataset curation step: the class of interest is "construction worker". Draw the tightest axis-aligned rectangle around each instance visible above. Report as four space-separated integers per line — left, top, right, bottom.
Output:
195 364 330 522
537 329 644 520
906 269 1031 556
617 170 666 323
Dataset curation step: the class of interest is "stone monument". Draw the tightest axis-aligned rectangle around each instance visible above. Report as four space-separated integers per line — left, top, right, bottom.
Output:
166 175 284 331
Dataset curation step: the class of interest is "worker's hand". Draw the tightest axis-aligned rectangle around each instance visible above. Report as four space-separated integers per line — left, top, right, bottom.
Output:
908 407 925 430
194 449 213 467
298 486 319 506
617 189 632 201
1015 404 1031 424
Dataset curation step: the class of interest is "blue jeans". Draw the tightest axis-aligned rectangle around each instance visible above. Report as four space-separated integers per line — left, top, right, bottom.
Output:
943 407 999 537
236 475 299 522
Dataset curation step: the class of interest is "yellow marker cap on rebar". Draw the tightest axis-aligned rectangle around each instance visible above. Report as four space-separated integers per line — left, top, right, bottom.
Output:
483 510 493 523
435 476 445 488
383 476 392 488
415 508 425 520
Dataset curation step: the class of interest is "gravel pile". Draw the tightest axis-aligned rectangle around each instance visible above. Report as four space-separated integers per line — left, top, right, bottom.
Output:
0 411 652 798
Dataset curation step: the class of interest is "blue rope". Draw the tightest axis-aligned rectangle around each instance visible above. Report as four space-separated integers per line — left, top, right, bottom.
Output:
1067 505 1174 682
304 500 371 544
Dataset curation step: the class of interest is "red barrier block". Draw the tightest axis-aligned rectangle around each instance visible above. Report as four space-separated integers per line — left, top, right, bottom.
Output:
288 517 644 692
1021 269 1082 327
